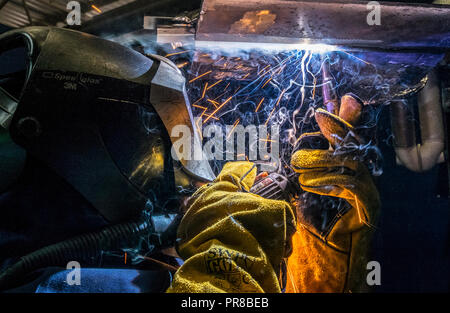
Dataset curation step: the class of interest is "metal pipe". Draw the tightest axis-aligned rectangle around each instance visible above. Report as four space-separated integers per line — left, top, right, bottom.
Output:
196 0 450 51
392 70 445 172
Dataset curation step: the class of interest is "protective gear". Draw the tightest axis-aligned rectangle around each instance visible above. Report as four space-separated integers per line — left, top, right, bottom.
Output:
168 93 379 293
167 162 296 293
0 26 214 223
286 149 380 292
0 27 214 291
286 94 380 293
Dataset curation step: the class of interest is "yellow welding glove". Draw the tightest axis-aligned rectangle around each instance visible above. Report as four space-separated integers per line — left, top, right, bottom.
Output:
286 94 380 293
166 161 296 293
286 149 380 293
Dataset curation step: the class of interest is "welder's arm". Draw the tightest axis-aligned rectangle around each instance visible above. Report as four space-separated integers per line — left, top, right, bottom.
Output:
286 147 380 293
166 162 296 293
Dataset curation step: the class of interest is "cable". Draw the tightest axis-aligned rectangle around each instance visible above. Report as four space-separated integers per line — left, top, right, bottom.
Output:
0 220 150 291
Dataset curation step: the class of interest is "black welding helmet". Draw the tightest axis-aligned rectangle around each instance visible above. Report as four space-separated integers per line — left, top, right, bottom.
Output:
0 27 215 223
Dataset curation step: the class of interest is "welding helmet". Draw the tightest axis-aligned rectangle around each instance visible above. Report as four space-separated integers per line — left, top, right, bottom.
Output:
0 27 214 223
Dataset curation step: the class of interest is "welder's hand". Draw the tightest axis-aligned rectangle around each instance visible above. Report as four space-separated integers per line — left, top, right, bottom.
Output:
315 93 365 148
291 148 380 240
166 161 296 293
285 93 380 293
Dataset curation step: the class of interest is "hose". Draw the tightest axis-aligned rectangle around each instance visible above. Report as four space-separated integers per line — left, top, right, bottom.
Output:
0 220 150 291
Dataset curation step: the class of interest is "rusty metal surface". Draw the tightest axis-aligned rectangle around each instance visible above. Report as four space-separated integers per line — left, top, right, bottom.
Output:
196 0 450 50
0 0 137 28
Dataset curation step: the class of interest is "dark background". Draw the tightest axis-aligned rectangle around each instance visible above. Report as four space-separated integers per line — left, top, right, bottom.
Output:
0 0 449 292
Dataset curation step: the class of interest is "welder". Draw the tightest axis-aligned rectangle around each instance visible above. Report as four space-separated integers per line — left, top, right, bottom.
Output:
0 26 379 293
0 26 215 292
167 93 380 293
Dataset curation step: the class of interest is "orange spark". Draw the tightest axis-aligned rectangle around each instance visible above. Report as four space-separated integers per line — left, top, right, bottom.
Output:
196 113 205 140
165 50 191 57
213 91 227 101
286 262 298 293
139 255 179 272
227 119 240 139
264 106 277 126
355 194 362 224
236 154 249 161
221 95 233 106
262 77 272 88
214 57 224 64
264 89 286 126
193 104 207 110
177 61 189 68
207 80 222 90
204 114 219 121
191 97 204 107
202 83 208 98
189 70 212 84
274 89 286 107
312 77 317 99
276 64 286 75
258 64 270 75
342 51 373 65
204 96 233 123
262 133 270 149
207 99 219 108
255 97 264 112
91 5 102 13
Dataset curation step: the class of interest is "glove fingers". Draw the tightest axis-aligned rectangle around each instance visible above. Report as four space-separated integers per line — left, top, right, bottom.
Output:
291 149 359 173
297 167 378 226
315 108 355 148
298 172 356 200
339 93 363 126
182 179 297 244
294 131 329 150
214 161 257 191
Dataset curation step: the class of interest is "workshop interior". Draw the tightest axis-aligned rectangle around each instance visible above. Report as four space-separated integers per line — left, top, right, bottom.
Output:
0 0 449 293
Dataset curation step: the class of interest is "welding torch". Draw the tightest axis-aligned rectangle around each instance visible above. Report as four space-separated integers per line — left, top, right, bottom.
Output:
321 57 340 115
